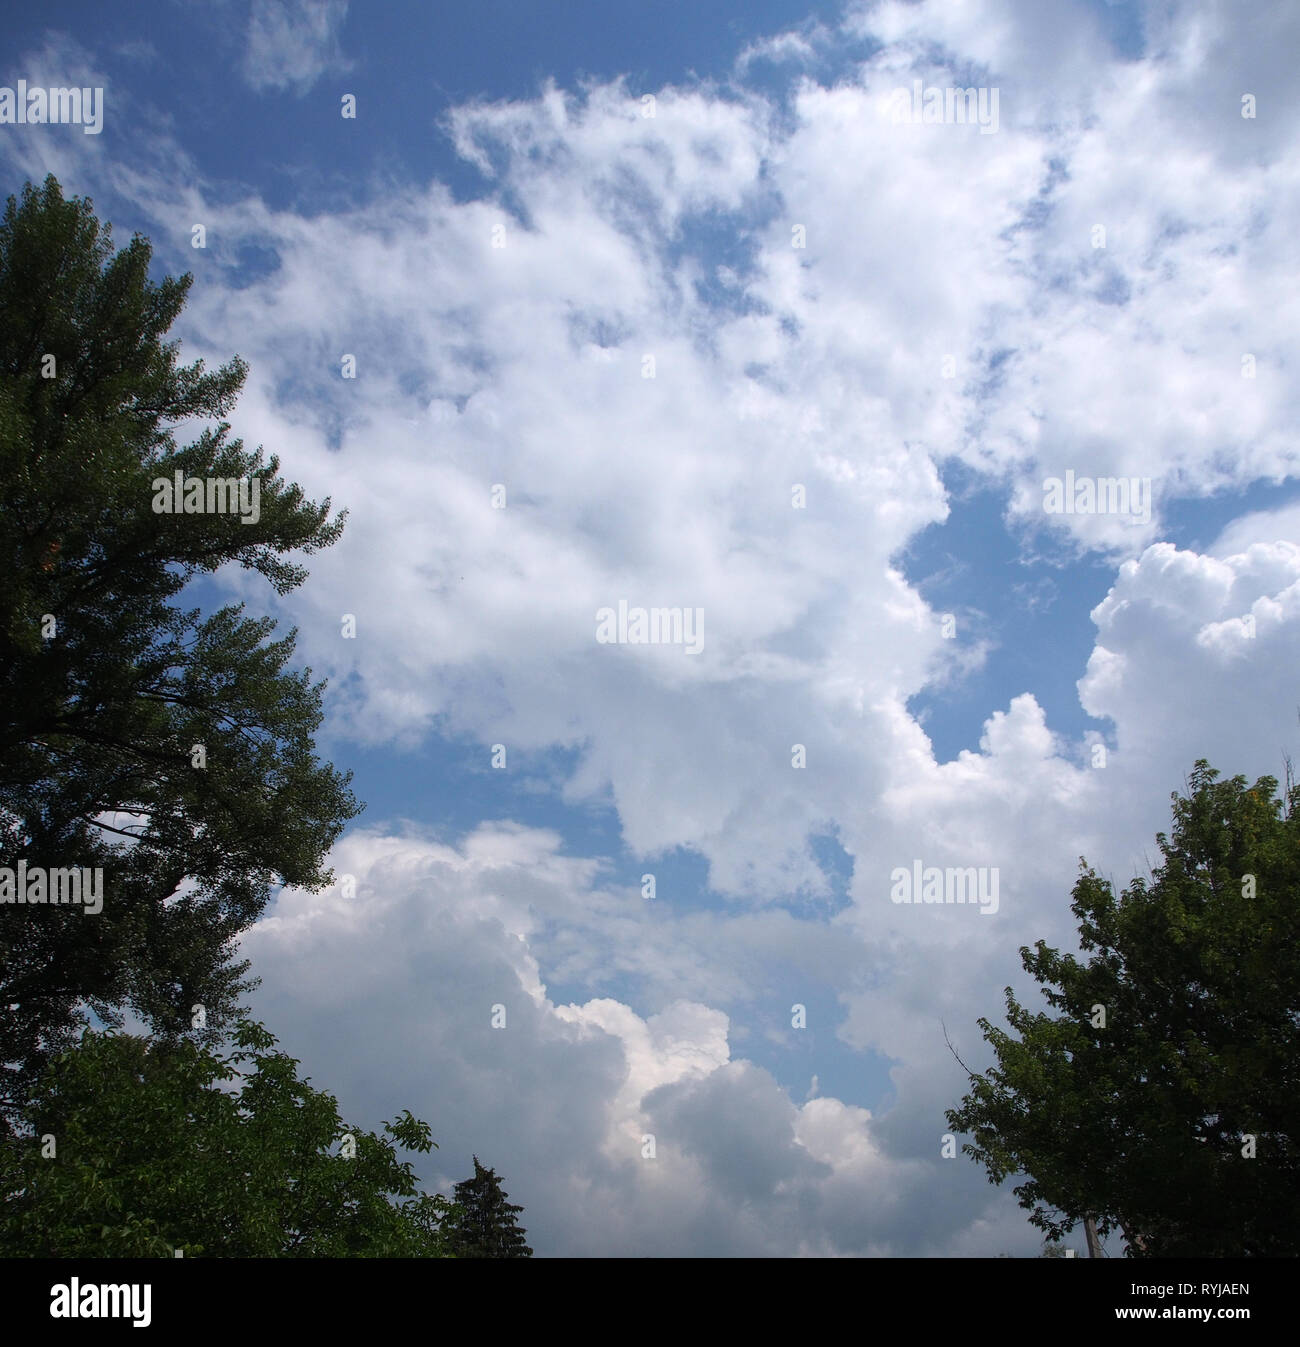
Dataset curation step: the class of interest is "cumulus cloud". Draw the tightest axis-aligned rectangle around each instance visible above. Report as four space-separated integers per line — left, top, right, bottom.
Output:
242 826 995 1255
6 0 1299 1255
1079 542 1300 783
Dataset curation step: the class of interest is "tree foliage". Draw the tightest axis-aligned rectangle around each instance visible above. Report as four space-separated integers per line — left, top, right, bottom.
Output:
0 1020 454 1256
444 1156 532 1258
0 175 359 1123
947 760 1299 1256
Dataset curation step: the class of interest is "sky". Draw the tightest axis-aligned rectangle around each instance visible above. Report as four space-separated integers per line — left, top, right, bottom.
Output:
2 0 1297 1256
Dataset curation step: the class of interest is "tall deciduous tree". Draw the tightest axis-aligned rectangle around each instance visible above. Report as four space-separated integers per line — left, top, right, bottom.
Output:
444 1157 532 1258
0 176 359 1124
946 760 1299 1256
0 1020 453 1256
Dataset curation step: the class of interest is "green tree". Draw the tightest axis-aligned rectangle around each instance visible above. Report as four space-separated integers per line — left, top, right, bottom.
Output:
0 175 359 1124
946 760 1299 1257
444 1156 532 1258
0 1020 454 1256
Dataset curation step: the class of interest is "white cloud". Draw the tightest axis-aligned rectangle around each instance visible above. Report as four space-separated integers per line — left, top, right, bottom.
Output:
1079 542 1300 779
187 0 1300 1251
7 0 1299 1256
242 826 1002 1255
242 0 350 95
734 28 825 73
1212 505 1300 559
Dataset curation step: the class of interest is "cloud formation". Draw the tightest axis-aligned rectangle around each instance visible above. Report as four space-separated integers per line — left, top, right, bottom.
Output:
242 0 350 95
5 0 1298 1255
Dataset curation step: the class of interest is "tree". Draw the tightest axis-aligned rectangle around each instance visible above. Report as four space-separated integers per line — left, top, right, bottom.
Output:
946 760 1299 1257
0 175 359 1124
444 1156 532 1258
0 1020 454 1256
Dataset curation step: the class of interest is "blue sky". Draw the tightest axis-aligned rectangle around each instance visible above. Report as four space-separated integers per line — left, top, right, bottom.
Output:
4 0 1298 1257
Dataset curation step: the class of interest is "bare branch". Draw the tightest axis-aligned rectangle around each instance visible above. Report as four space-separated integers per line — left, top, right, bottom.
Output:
942 1018 977 1079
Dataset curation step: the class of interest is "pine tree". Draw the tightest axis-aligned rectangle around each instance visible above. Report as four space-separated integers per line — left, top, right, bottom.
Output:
444 1157 533 1257
0 176 358 1125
